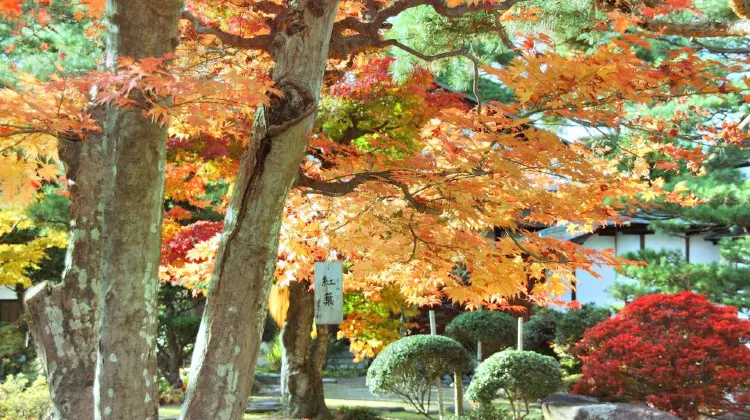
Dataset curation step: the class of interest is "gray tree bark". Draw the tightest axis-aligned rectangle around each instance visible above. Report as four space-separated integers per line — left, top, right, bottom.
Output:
280 281 330 419
25 1 184 419
24 133 107 420
180 1 340 418
94 1 183 418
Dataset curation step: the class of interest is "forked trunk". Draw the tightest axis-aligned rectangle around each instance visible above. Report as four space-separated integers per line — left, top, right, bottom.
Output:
281 281 330 419
25 1 184 418
181 1 340 418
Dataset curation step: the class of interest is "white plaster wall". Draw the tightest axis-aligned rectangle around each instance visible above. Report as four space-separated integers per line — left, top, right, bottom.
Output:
573 234 619 306
645 234 685 255
616 232 641 255
572 231 725 306
0 286 16 300
689 233 722 263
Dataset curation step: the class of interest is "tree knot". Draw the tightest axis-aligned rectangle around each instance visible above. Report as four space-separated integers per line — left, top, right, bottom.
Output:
267 77 316 136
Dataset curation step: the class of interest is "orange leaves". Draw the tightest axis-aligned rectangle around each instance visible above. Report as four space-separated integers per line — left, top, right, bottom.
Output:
36 8 51 27
500 7 541 22
292 33 734 312
0 0 21 19
81 0 105 18
0 75 97 202
0 48 271 203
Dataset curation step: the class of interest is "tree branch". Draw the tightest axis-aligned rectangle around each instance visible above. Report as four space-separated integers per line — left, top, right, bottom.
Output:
642 19 750 37
295 170 438 213
691 39 750 54
329 0 527 56
375 0 525 24
295 171 391 196
375 39 483 112
182 11 274 51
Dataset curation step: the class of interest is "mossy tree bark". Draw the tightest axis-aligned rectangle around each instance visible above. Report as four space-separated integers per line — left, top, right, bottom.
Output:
180 1 340 418
24 1 184 419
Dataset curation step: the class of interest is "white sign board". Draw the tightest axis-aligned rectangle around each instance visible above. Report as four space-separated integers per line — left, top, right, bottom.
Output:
314 262 343 324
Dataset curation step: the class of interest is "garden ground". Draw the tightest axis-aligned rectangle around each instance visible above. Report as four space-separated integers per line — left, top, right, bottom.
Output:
158 376 543 419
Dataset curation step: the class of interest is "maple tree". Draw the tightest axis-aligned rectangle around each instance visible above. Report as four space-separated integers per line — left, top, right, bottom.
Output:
574 292 750 419
0 0 748 419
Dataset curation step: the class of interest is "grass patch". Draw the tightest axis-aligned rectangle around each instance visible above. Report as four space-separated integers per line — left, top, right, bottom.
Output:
159 405 272 419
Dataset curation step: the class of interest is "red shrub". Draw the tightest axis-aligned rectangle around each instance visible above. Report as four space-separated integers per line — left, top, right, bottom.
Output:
573 292 750 419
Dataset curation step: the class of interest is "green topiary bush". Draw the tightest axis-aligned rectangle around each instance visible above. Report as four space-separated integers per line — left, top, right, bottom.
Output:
0 374 51 419
467 349 562 420
554 304 610 349
553 304 611 374
367 335 472 417
445 310 516 360
523 308 562 357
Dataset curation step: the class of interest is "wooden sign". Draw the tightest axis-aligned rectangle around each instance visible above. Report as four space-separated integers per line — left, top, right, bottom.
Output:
314 262 343 324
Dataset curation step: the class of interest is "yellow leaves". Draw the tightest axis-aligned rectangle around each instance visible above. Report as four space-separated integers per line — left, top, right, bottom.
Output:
37 163 60 182
633 157 651 178
0 209 67 288
672 181 689 194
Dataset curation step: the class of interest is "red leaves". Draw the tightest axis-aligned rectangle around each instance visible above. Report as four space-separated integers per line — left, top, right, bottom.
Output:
642 0 695 19
161 220 223 265
574 292 750 418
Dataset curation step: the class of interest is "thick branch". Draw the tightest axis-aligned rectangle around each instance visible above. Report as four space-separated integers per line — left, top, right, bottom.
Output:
296 170 438 213
182 11 274 51
295 171 390 196
252 1 285 15
643 19 750 37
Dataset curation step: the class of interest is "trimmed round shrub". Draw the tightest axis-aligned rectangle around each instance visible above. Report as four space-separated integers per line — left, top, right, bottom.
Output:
445 310 516 357
573 292 750 419
467 349 562 411
367 335 472 416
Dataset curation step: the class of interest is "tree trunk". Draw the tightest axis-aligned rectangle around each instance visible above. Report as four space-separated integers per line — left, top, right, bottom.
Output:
25 1 184 419
159 300 185 388
94 2 184 418
280 281 330 419
24 133 107 420
180 1 340 418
